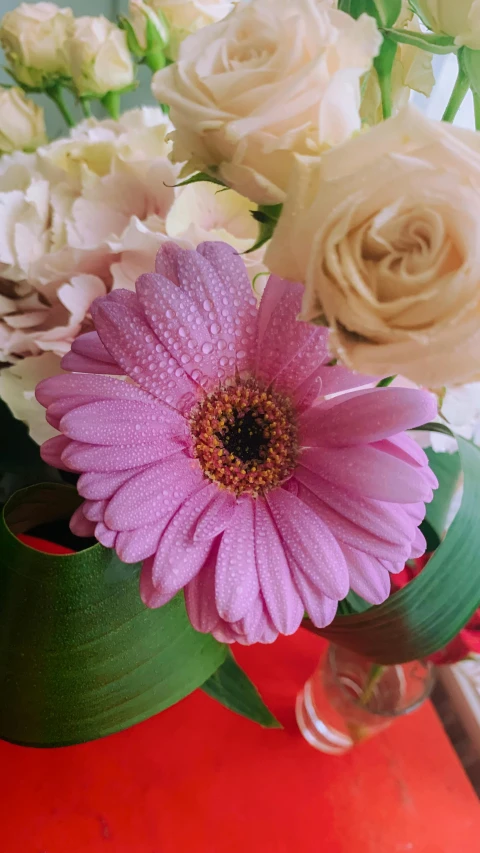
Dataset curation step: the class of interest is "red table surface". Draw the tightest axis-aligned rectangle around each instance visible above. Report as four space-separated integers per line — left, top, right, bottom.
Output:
1 538 479 853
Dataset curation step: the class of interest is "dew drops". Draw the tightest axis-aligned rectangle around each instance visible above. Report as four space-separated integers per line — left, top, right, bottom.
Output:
217 339 227 351
178 326 187 338
191 369 201 381
194 353 202 363
166 309 175 319
203 299 213 311
210 322 221 335
237 350 246 359
219 356 228 366
202 342 213 355
181 354 190 364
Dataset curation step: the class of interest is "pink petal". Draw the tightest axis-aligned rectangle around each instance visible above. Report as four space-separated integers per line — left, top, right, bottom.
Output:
196 242 258 371
194 489 236 542
290 565 338 629
320 364 377 396
77 469 142 500
36 373 157 408
40 435 72 470
155 241 182 285
62 440 181 473
215 497 259 622
61 352 125 375
267 487 349 600
151 485 215 595
254 498 304 635
105 453 202 531
82 500 107 522
59 399 186 445
136 272 219 385
256 277 329 394
95 522 117 548
299 389 437 447
71 331 117 363
294 479 411 563
294 465 415 547
341 544 391 606
140 558 177 609
62 331 124 375
91 298 196 411
375 436 439 490
184 547 222 634
410 527 427 559
116 519 170 564
300 446 434 504
70 504 96 537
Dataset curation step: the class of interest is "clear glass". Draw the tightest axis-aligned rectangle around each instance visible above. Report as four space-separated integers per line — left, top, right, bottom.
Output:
296 644 435 754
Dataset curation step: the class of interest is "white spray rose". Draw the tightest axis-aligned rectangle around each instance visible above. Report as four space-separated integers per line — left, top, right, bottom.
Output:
266 105 480 388
0 88 47 154
68 16 135 98
149 0 234 58
0 2 74 89
415 0 480 50
153 0 381 204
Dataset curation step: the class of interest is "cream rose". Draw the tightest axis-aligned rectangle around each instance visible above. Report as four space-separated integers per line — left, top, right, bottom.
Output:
415 0 480 50
0 88 47 154
153 0 381 205
129 0 169 53
361 4 435 125
68 16 135 97
0 2 74 89
265 105 480 388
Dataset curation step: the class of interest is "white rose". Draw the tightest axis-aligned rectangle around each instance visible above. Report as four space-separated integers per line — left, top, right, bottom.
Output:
0 88 47 154
129 0 169 53
265 105 480 388
166 181 267 283
149 0 234 58
415 0 480 50
153 0 381 205
0 2 74 89
68 16 135 98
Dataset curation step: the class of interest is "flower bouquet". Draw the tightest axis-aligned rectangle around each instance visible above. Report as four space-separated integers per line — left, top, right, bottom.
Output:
1 0 480 748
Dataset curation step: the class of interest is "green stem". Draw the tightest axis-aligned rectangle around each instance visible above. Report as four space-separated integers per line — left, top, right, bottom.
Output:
374 38 397 120
145 52 167 73
46 85 75 128
101 91 121 120
473 92 480 131
359 663 385 707
442 65 469 122
80 98 92 118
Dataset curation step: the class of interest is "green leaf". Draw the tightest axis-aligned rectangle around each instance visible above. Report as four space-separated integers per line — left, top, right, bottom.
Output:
0 484 226 747
424 448 461 541
376 376 396 387
245 203 283 254
173 171 227 189
339 0 401 26
383 27 458 54
315 434 480 664
202 651 281 728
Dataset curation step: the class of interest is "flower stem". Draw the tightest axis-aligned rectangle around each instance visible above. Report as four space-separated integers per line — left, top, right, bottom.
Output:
101 91 121 120
359 663 385 707
442 65 469 123
474 92 480 130
80 98 92 118
374 38 397 120
46 85 75 128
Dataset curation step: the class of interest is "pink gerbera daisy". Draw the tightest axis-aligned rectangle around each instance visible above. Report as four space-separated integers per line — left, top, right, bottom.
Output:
36 241 437 645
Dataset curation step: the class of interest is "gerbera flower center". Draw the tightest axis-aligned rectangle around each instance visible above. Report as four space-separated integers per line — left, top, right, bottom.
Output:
190 380 298 496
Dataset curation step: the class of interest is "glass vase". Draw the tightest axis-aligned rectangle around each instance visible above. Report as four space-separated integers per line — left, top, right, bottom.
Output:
296 643 435 754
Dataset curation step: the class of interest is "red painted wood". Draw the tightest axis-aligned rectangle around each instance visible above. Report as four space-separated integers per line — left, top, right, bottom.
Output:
1 537 478 852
